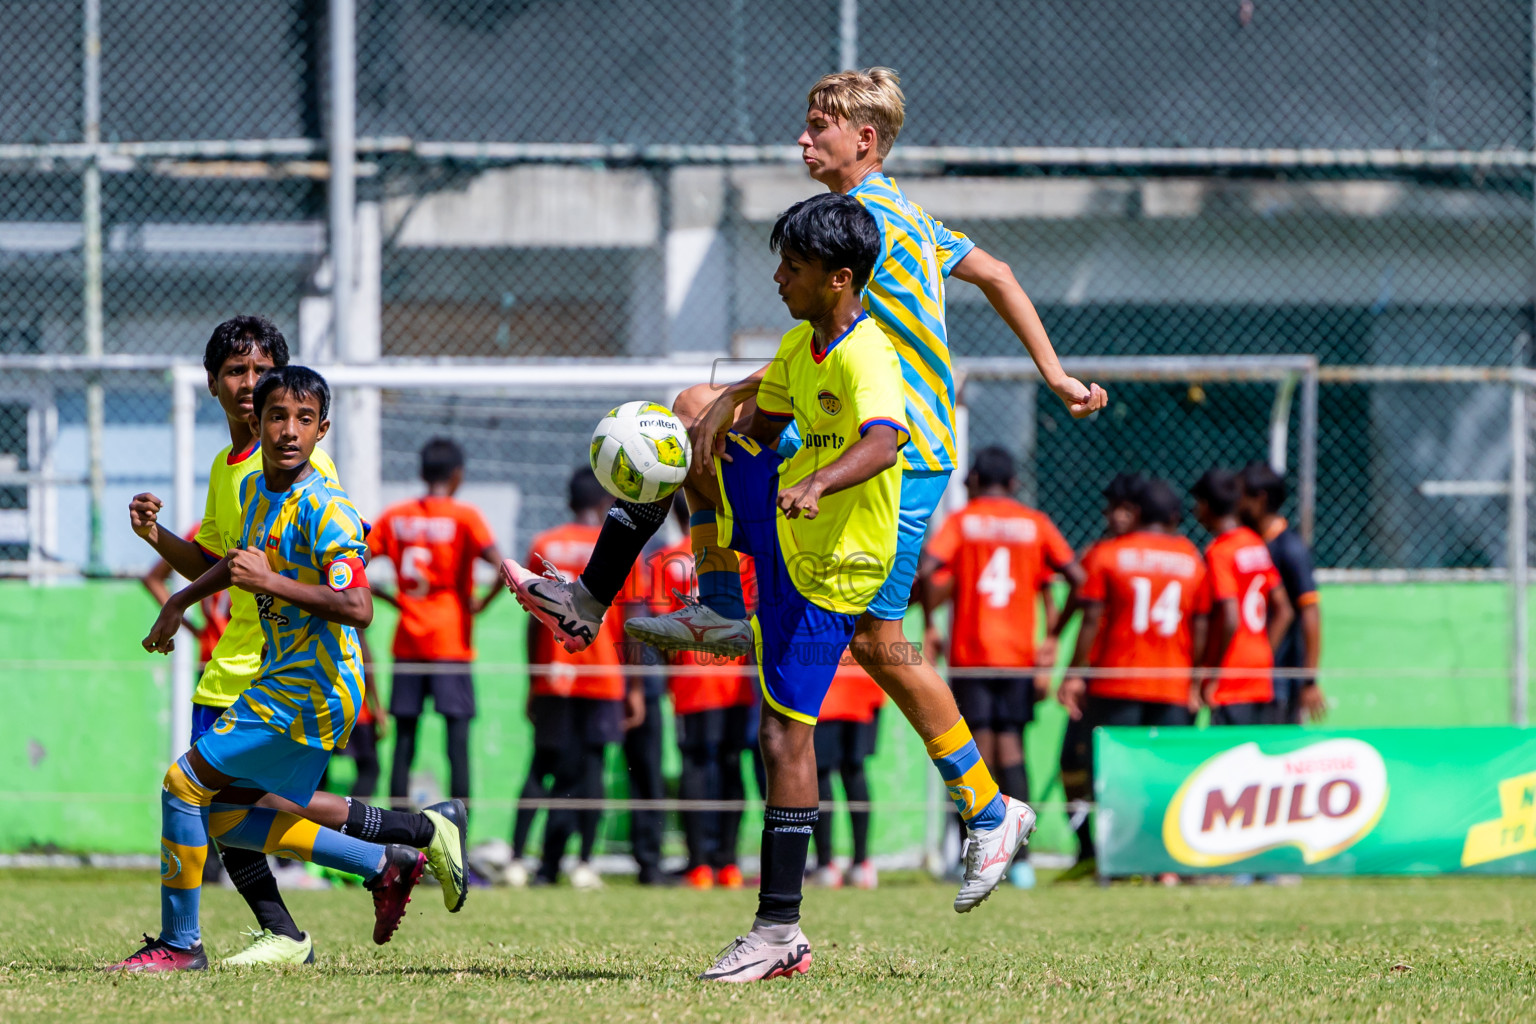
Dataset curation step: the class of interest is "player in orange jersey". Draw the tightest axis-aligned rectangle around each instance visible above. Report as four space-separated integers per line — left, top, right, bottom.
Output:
633 500 756 890
1191 469 1293 725
508 469 640 889
369 438 504 814
807 653 885 890
921 447 1083 866
1060 477 1209 867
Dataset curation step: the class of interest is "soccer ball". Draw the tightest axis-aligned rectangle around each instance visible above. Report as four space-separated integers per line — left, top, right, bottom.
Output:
589 401 692 503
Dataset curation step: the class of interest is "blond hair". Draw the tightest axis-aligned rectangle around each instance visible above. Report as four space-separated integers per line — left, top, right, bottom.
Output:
806 67 905 158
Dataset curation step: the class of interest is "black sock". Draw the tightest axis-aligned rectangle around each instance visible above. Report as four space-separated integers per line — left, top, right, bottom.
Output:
578 499 670 605
756 806 817 925
843 765 871 865
1001 762 1029 804
812 772 835 869
221 844 303 941
342 797 435 847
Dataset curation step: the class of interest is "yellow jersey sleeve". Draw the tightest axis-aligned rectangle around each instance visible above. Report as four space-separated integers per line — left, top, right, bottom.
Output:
757 329 800 419
841 320 909 448
192 444 234 558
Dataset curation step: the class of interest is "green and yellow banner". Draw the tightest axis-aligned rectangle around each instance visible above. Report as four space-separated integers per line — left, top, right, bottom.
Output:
1096 726 1536 875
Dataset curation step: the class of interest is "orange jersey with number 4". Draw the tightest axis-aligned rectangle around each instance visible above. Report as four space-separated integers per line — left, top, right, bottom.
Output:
1080 531 1209 704
1203 526 1282 705
369 495 495 662
926 496 1074 667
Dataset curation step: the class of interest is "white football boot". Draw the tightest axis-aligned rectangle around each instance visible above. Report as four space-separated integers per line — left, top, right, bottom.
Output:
569 861 604 890
699 925 813 983
623 592 752 657
954 795 1037 913
500 557 606 654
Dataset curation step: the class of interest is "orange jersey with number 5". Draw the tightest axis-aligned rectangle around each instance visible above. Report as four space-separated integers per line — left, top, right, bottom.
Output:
1202 526 1282 706
1080 530 1209 704
926 496 1074 667
369 495 495 662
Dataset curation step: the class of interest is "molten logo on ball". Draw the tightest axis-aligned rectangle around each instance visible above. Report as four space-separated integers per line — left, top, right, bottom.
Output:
1162 739 1388 866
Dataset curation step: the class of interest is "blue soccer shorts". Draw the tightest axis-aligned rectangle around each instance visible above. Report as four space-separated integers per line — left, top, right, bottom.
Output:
863 469 952 621
189 702 224 745
715 432 858 724
193 691 333 804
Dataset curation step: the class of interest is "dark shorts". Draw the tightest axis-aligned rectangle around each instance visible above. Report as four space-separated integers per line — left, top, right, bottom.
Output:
190 702 225 745
676 704 753 756
813 713 880 769
1086 696 1194 729
529 694 624 751
1211 702 1268 726
716 432 859 723
390 662 476 718
953 673 1035 732
1267 674 1307 725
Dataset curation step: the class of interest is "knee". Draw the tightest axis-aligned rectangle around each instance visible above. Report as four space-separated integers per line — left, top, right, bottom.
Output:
758 717 812 772
674 382 720 429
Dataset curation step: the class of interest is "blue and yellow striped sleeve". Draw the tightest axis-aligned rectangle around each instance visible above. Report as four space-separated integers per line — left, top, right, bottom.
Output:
842 324 909 448
309 488 369 569
931 213 974 276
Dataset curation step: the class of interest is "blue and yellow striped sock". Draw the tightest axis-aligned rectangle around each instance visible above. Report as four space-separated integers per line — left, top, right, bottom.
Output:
160 756 215 948
926 719 1006 832
211 805 388 880
691 510 745 619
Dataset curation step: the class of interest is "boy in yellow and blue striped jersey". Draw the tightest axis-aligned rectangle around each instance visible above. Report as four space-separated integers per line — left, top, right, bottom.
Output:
110 368 451 972
127 317 463 967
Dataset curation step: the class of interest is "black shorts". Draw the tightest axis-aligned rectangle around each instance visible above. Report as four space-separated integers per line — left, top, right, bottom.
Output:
676 705 752 756
813 713 879 770
1267 675 1307 725
1086 696 1193 729
390 663 475 718
1210 702 1268 726
529 695 624 751
953 673 1035 732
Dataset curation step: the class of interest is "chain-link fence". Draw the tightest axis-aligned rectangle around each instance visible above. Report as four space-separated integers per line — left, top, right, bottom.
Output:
3 1 1535 574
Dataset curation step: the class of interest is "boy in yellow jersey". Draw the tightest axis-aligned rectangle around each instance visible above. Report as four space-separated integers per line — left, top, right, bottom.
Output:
111 367 463 971
507 69 1083 915
127 317 464 967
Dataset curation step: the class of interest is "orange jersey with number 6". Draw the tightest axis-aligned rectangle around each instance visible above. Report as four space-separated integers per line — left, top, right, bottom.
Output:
369 495 495 662
926 496 1074 668
1080 530 1209 704
1202 526 1282 706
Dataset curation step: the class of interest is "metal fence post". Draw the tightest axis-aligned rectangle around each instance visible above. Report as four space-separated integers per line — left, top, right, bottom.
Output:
839 0 859 69
82 0 106 575
328 0 356 364
1512 379 1530 726
170 367 199 764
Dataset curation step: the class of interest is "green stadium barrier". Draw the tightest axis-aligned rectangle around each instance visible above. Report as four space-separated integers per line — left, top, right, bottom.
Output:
1097 725 1536 876
0 579 1525 857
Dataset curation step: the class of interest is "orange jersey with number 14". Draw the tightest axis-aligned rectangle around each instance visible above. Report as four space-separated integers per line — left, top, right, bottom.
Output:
1080 530 1210 705
926 496 1074 668
1203 526 1282 706
368 495 495 662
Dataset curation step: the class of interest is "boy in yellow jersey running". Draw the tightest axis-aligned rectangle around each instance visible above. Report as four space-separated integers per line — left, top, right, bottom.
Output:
505 69 1099 914
127 317 465 967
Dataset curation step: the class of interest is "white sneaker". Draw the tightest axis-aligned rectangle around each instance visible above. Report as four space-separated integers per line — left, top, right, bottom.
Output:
624 593 752 657
569 861 604 890
500 861 529 889
954 795 1036 913
805 865 842 889
846 860 878 890
501 557 605 654
699 926 813 982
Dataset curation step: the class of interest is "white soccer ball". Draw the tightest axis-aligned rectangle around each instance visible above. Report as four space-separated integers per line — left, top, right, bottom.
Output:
589 401 692 503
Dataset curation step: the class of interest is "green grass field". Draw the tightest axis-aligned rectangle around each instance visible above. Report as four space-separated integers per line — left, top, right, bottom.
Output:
4 871 1536 1023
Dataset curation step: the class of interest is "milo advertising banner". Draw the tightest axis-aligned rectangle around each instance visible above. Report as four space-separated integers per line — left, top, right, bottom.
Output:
1096 727 1536 876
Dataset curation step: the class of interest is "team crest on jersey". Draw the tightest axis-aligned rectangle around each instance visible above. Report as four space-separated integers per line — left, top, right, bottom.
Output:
328 560 354 591
818 390 841 415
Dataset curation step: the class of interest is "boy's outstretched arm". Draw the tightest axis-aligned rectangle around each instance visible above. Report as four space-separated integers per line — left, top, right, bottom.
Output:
777 424 901 520
950 248 1108 419
228 547 373 629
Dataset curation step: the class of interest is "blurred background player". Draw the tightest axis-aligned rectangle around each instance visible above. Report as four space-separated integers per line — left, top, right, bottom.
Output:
1239 461 1326 724
368 438 504 815
507 468 638 889
1191 469 1293 726
807 653 885 890
920 445 1083 887
1059 477 1208 872
638 500 754 890
1054 472 1146 878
